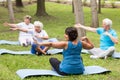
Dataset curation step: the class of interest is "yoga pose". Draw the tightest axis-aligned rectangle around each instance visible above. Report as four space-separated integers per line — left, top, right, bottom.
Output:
10 21 49 55
34 27 94 75
75 18 118 59
4 15 34 46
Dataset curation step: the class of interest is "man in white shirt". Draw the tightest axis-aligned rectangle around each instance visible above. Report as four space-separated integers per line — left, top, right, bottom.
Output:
4 15 34 46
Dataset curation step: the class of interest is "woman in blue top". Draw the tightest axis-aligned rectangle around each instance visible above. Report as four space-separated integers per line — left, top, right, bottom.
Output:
34 27 94 75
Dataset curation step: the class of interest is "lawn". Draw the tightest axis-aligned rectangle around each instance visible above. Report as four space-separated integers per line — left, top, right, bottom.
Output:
0 2 120 80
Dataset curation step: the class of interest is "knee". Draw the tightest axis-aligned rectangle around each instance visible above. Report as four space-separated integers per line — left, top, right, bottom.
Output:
49 57 56 63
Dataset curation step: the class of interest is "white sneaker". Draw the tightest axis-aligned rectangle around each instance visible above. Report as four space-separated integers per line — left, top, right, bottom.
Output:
90 55 99 59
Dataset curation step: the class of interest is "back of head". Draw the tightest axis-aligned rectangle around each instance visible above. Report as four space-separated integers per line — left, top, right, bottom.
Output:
65 27 78 41
34 21 43 29
103 18 112 28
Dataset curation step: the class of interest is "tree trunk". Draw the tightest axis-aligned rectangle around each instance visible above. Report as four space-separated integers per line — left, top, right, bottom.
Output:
16 0 24 7
7 0 15 23
90 0 99 28
98 0 101 13
35 0 48 16
73 0 86 39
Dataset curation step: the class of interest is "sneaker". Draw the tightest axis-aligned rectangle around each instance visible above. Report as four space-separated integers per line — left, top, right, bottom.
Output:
22 43 28 47
90 55 99 59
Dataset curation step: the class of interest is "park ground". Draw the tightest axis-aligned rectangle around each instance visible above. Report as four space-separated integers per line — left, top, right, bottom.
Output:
0 1 120 80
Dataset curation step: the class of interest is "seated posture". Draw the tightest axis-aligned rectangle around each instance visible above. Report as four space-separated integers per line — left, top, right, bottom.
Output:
75 18 118 59
10 21 49 55
34 27 94 75
4 15 34 46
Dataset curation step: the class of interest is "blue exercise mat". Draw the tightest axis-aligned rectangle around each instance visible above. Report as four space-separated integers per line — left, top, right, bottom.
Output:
0 40 19 45
112 52 120 59
0 48 63 55
16 66 111 79
0 38 59 45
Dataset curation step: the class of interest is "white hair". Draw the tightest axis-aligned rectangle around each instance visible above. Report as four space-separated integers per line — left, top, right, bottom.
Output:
103 18 112 28
34 21 43 29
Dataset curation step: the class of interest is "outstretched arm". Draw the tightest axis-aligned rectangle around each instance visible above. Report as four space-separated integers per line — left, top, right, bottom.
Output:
74 23 97 33
34 38 67 49
10 27 28 33
81 37 94 49
3 22 17 28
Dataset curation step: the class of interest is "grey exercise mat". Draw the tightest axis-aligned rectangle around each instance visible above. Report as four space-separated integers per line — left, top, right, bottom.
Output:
16 66 111 79
0 38 58 45
0 48 63 55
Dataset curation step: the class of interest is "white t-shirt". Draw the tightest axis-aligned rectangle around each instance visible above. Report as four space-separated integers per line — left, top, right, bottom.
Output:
28 30 48 42
17 22 34 37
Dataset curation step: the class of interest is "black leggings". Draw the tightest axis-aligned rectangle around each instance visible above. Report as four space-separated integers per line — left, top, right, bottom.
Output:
49 58 68 75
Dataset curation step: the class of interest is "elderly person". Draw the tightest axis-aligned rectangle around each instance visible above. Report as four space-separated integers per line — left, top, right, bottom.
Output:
10 21 49 55
75 18 118 59
4 15 34 47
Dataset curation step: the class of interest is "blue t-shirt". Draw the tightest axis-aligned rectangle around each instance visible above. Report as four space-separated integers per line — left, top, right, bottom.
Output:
60 41 84 74
96 28 118 50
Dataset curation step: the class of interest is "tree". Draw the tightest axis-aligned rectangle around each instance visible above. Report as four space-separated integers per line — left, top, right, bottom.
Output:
90 0 99 28
98 0 101 13
35 0 48 16
73 0 86 38
16 0 24 7
7 0 15 23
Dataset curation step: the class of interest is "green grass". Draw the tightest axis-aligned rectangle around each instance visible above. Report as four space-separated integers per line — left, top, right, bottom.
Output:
0 2 120 80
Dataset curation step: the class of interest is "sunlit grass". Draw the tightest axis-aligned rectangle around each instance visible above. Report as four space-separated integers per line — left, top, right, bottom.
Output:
0 2 120 80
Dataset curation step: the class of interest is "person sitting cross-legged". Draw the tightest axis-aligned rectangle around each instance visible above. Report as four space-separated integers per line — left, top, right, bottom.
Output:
75 18 118 59
34 27 94 75
4 15 34 47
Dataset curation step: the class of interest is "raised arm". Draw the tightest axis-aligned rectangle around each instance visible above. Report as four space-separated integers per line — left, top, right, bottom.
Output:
81 37 94 49
74 23 97 33
10 27 28 33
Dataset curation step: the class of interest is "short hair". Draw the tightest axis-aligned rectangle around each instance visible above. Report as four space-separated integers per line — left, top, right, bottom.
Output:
24 15 32 21
103 18 112 28
34 21 43 29
65 27 78 41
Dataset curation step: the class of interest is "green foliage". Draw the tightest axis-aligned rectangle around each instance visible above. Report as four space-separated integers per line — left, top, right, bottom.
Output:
0 2 120 80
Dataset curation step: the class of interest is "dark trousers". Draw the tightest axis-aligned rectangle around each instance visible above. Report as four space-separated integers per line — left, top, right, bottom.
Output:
49 58 68 75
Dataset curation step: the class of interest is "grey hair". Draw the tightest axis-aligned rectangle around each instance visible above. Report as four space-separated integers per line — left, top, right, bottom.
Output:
103 18 112 28
34 21 43 29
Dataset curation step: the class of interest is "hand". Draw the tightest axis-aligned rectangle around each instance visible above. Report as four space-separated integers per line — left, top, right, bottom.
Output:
33 37 39 45
74 23 83 28
3 22 9 26
104 31 110 36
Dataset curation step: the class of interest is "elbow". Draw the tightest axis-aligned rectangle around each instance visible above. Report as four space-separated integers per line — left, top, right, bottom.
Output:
114 39 119 44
